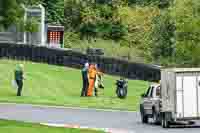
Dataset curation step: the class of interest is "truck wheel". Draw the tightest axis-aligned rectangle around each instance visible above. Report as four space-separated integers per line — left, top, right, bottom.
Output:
140 107 148 124
161 114 169 128
141 112 148 123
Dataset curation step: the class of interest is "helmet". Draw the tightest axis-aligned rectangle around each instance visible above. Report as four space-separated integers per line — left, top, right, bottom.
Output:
84 62 89 68
16 64 24 71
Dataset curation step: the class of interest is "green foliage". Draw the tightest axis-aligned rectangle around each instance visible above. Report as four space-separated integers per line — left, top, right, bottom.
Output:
171 0 200 66
64 0 82 30
64 0 128 42
4 0 200 67
117 6 160 61
64 32 81 48
0 0 24 28
24 18 39 44
63 0 200 67
25 18 39 33
150 11 175 62
128 0 172 8
42 0 64 24
20 0 41 5
0 0 64 29
15 19 26 32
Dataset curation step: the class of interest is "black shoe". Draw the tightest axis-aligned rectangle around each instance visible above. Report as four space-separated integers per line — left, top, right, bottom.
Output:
99 84 104 89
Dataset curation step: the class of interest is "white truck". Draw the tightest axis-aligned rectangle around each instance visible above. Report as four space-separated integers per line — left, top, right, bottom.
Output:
140 68 200 128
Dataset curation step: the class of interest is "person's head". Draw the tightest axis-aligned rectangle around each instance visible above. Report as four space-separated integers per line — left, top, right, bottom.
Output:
19 64 24 68
89 63 95 69
84 62 89 69
16 64 24 71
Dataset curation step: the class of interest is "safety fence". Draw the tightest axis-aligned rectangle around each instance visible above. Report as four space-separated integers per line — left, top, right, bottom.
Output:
0 43 160 81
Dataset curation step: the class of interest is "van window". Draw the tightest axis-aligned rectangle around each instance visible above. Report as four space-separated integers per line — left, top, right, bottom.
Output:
149 86 154 97
156 86 161 97
145 87 151 97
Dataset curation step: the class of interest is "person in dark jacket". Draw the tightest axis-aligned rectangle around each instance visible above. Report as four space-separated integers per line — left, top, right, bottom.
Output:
14 64 24 96
81 63 89 97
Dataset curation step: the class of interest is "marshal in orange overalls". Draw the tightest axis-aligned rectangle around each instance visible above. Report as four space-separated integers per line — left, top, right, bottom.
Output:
87 64 97 96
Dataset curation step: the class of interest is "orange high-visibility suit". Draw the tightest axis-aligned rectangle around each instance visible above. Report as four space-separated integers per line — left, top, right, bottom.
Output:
87 64 97 96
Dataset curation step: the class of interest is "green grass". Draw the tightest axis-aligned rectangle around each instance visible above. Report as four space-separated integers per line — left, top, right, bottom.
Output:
0 119 103 133
64 38 146 63
0 59 148 111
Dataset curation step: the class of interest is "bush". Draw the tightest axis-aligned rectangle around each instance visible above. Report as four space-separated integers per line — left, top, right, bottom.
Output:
172 0 200 66
64 32 81 48
150 11 175 62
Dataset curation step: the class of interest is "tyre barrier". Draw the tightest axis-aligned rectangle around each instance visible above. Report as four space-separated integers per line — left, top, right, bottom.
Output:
0 43 160 82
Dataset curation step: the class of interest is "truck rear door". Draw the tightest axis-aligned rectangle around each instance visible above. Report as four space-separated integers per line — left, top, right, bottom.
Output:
176 73 198 118
197 76 200 117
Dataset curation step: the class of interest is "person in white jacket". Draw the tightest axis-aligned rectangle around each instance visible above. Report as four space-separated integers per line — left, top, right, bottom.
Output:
94 64 104 97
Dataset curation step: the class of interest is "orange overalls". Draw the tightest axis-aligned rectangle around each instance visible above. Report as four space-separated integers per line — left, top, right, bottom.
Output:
87 65 97 96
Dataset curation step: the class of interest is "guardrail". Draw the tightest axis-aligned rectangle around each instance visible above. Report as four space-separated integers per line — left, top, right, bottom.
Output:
0 43 160 81
0 32 24 43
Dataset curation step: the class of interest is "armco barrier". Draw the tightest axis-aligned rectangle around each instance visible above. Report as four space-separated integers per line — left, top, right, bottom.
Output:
0 43 160 81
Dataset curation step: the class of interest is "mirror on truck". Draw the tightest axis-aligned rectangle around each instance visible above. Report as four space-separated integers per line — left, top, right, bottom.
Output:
141 93 146 97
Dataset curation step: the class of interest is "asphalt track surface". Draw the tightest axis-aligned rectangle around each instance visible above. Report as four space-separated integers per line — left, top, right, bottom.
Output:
0 103 200 133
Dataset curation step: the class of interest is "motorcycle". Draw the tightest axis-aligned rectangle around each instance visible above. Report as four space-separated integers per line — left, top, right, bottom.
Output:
116 79 128 99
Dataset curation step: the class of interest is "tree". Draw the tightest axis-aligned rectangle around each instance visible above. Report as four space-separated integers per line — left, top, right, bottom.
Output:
171 0 200 66
43 0 64 24
0 0 3 30
128 0 172 8
19 0 41 5
150 11 175 63
25 18 39 44
0 0 42 30
117 6 160 60
1 0 24 29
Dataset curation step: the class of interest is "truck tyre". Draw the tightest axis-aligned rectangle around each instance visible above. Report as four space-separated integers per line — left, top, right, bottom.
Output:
141 112 148 123
161 118 169 128
140 106 148 124
152 109 160 125
161 113 169 128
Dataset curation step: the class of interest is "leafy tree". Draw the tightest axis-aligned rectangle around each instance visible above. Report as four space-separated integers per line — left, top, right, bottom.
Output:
64 0 128 41
128 0 172 8
64 0 83 30
171 0 200 66
19 0 41 5
25 18 39 44
43 0 64 24
0 0 42 29
117 6 160 60
150 11 175 62
0 0 24 29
